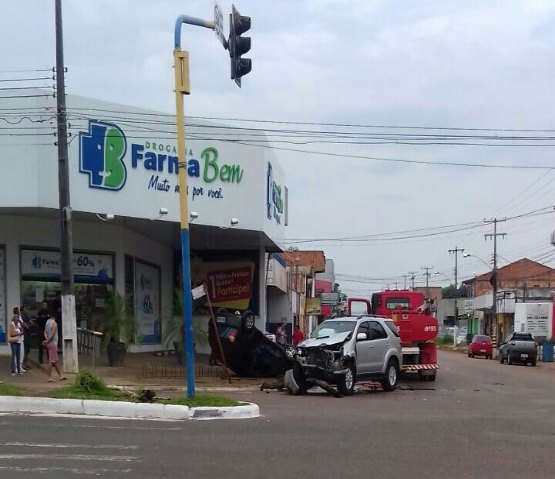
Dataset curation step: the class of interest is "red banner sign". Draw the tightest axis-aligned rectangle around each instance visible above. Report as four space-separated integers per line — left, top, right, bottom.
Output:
206 265 253 308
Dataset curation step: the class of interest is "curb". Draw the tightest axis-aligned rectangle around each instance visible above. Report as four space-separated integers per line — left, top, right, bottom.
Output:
0 396 259 421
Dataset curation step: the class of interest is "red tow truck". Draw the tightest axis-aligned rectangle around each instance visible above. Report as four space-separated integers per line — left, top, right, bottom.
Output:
347 290 439 381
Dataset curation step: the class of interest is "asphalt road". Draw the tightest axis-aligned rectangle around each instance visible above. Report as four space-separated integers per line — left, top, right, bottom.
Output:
1 350 555 478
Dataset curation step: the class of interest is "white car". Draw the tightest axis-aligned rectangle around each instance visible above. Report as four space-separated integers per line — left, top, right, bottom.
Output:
293 316 403 395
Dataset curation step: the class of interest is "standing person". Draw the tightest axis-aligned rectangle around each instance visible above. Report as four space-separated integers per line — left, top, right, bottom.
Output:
54 292 62 351
43 315 66 382
293 325 305 346
8 307 23 376
276 321 287 346
19 305 32 370
36 301 51 364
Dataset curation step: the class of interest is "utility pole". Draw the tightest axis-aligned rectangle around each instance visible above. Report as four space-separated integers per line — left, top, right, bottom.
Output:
408 271 417 290
402 275 410 290
55 0 78 373
449 247 465 347
422 266 433 298
484 218 507 344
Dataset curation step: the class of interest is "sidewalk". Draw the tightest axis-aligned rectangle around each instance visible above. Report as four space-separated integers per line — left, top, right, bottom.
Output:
0 349 262 397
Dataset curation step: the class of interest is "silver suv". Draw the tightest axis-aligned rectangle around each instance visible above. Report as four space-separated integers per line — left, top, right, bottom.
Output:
293 316 402 395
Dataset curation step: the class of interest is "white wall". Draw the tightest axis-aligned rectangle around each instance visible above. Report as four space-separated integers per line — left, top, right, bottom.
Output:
0 213 173 352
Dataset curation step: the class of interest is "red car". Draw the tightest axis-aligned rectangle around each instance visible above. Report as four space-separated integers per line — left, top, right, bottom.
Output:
468 335 493 359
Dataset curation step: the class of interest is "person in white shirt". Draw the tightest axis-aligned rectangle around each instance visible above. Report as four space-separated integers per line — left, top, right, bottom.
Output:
8 307 23 375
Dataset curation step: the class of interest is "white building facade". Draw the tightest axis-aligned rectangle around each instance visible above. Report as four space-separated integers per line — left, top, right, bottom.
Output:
0 92 288 353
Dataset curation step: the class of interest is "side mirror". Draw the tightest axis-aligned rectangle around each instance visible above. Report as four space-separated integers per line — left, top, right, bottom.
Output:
356 332 368 341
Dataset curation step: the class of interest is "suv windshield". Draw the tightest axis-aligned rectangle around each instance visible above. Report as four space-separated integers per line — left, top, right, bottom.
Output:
310 320 356 339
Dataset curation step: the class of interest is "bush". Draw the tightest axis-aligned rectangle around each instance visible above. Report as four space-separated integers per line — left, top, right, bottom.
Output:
74 370 109 394
436 335 454 345
51 370 126 400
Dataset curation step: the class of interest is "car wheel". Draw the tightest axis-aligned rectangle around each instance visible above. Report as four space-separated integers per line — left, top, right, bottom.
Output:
284 345 296 360
241 311 256 330
531 358 537 367
468 352 471 358
337 363 356 396
499 353 504 364
381 359 399 392
507 353 513 365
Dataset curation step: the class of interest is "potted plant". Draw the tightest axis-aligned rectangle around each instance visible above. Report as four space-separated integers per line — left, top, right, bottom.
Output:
97 290 137 367
162 288 208 364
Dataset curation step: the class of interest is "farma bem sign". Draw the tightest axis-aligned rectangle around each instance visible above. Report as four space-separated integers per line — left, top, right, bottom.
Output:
79 120 244 193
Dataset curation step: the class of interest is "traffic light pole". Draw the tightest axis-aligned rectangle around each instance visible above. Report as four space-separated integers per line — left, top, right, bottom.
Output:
174 15 215 398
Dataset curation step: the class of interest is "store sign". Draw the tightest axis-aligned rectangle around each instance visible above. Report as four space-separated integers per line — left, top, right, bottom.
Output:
135 261 161 344
266 162 284 225
526 304 549 337
21 249 113 284
205 262 255 310
79 120 245 193
321 292 340 306
305 297 321 315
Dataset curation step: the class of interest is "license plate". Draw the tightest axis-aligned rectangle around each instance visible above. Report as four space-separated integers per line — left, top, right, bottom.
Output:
521 353 528 358
480 349 486 353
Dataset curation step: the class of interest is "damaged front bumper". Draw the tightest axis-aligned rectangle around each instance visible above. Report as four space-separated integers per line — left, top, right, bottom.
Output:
294 346 351 384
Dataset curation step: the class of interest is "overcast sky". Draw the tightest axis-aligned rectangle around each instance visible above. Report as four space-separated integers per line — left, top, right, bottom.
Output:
2 0 555 296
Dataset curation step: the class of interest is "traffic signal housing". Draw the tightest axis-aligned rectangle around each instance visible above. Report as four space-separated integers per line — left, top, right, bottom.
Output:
229 4 251 87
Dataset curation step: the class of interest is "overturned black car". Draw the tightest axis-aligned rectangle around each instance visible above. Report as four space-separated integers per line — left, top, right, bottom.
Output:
208 309 295 377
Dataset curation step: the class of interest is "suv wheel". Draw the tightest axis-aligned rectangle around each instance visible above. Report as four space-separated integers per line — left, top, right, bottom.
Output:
337 363 356 396
381 359 398 392
499 352 504 364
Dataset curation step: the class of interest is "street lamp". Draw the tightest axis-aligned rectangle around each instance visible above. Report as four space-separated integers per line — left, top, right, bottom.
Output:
433 271 452 283
463 253 491 269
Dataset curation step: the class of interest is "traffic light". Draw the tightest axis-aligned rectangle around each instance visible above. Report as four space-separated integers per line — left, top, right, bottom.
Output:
229 4 251 87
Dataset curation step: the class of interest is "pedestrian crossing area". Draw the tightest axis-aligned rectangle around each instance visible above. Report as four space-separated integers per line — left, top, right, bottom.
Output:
0 440 139 476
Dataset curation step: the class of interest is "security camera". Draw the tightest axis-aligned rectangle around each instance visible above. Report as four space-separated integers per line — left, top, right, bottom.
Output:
96 213 115 222
230 217 239 226
159 207 168 216
190 211 199 220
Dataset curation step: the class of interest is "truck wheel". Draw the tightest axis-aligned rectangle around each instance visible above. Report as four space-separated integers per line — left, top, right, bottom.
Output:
381 359 398 392
426 373 436 382
337 363 356 396
531 359 537 367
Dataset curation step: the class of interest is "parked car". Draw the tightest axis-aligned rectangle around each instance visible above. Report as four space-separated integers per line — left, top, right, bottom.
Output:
207 309 295 377
293 316 402 395
468 335 493 359
498 332 537 366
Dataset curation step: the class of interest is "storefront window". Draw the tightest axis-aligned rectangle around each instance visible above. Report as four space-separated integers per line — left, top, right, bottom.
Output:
20 249 114 328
